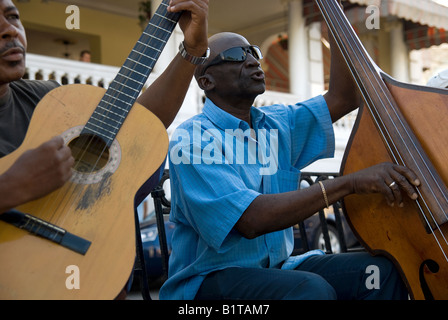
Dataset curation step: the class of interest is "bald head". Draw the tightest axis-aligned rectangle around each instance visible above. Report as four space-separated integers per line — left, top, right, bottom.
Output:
194 32 250 81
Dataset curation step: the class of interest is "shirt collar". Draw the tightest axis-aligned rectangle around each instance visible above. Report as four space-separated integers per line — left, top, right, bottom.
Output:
250 105 266 129
202 97 266 131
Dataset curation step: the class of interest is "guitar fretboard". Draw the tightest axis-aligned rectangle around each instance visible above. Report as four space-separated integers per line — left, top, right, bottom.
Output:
82 0 181 146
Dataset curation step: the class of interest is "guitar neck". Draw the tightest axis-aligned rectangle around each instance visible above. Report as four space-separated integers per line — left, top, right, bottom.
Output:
82 0 181 146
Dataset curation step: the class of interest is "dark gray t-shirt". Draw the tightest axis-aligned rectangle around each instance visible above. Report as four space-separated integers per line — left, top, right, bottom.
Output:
0 79 59 157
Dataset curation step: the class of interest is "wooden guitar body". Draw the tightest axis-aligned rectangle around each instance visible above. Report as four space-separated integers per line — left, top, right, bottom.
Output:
341 75 448 299
0 84 168 299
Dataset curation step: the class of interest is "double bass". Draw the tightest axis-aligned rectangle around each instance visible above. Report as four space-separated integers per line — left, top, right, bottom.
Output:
316 0 448 299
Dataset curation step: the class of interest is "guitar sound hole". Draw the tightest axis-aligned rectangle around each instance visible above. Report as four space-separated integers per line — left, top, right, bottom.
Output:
68 134 110 173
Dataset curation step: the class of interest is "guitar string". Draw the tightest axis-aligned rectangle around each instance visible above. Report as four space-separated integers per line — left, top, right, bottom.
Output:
317 0 446 263
327 1 448 260
54 3 176 230
30 1 174 238
323 0 448 262
329 4 448 256
326 1 443 220
32 61 143 235
326 1 440 211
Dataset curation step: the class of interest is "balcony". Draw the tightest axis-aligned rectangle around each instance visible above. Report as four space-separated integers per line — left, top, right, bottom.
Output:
26 53 128 88
24 53 356 171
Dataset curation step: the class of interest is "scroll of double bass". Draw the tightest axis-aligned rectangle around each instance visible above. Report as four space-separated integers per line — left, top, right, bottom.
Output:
315 0 448 299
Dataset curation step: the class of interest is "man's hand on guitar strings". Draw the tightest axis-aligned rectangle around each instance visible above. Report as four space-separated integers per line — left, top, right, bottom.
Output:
348 162 420 208
3 136 74 206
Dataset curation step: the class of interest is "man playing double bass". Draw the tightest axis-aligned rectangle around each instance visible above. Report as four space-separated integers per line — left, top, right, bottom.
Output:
160 31 420 301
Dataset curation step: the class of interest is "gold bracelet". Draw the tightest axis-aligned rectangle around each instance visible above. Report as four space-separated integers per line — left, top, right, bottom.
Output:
318 181 329 209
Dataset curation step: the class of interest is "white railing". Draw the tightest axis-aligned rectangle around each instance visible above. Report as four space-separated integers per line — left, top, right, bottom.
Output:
25 53 121 87
24 53 356 171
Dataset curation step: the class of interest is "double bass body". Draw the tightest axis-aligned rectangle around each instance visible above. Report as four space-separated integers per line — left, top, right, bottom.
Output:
315 0 448 300
341 75 448 299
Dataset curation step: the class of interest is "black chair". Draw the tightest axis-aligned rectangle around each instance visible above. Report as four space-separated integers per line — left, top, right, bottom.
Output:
139 170 359 299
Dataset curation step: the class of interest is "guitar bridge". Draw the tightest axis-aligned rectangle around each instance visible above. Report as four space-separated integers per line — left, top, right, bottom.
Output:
0 210 91 255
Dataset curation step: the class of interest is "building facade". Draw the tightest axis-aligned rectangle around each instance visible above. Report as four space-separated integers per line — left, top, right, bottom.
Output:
15 0 448 171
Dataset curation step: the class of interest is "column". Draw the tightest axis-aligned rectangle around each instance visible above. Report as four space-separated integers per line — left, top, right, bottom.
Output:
27 67 38 80
409 50 424 85
41 69 51 81
286 0 310 100
308 22 324 97
66 73 76 85
389 21 409 82
53 71 64 84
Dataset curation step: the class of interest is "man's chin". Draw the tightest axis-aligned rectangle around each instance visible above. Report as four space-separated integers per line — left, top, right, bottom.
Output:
0 64 26 83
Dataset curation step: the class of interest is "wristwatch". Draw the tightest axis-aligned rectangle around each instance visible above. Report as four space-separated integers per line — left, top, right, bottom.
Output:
178 41 210 65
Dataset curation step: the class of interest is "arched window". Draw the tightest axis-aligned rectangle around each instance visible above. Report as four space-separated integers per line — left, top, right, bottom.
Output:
263 34 290 93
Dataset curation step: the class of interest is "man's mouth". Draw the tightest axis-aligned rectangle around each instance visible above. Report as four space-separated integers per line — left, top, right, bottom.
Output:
251 70 265 81
1 48 25 62
0 41 25 63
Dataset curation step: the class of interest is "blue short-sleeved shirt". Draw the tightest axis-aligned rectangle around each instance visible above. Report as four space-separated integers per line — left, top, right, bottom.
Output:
159 95 335 300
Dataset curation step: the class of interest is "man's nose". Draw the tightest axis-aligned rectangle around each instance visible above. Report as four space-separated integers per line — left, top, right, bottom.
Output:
245 53 260 67
0 18 19 40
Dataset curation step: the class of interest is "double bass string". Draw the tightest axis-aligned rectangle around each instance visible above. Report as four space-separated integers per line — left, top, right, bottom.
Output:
332 5 448 226
320 0 448 261
334 0 448 261
328 1 448 258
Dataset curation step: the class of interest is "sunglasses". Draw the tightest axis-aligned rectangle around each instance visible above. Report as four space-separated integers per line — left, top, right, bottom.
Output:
201 45 263 76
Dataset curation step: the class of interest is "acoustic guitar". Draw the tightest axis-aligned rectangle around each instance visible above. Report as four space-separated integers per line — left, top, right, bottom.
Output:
0 0 180 299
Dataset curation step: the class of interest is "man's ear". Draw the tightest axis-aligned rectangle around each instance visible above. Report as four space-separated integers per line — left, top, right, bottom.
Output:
197 74 215 91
